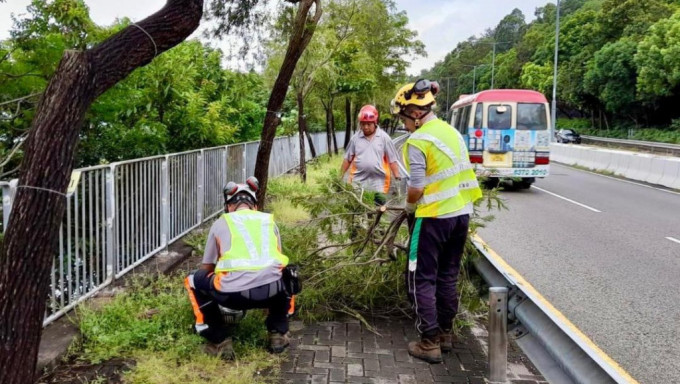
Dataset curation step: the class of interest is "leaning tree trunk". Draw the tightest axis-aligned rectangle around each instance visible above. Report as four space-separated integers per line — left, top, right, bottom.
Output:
306 130 317 158
344 97 351 149
297 90 307 183
254 0 322 207
0 1 202 382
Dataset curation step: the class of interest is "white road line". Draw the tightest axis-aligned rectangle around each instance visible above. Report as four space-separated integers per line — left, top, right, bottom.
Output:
533 186 602 213
553 163 680 197
666 237 680 245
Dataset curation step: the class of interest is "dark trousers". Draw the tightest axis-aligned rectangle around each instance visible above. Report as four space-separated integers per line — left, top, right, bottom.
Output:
185 269 290 344
406 214 470 336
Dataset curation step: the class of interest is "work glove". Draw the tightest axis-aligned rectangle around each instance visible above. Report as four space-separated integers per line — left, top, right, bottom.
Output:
405 202 416 214
405 202 416 232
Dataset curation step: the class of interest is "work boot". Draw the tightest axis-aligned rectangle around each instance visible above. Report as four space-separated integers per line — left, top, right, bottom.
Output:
438 329 453 353
203 337 235 360
269 331 290 354
408 336 442 364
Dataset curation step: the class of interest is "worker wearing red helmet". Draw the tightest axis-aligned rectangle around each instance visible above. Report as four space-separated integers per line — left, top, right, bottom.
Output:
340 105 401 205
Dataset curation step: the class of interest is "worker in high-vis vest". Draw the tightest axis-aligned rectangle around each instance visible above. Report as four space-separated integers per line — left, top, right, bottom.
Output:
391 79 482 364
184 176 294 358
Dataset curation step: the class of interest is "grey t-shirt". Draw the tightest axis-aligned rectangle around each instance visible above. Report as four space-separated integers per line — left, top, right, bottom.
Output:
202 211 284 293
344 127 399 193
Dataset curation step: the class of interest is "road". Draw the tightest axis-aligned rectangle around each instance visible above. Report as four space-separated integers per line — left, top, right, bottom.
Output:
478 163 680 384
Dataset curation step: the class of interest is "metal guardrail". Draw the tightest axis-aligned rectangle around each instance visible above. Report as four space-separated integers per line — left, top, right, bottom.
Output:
581 135 680 157
391 134 636 383
0 131 343 326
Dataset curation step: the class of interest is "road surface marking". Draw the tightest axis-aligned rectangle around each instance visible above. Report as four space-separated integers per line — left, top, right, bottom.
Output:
553 163 680 196
532 186 602 213
473 234 639 384
666 236 680 245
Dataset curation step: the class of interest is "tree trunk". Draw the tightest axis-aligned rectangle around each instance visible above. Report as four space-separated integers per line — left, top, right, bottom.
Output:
0 1 203 383
306 130 317 158
254 0 322 208
297 90 306 183
344 97 351 149
322 99 331 155
330 98 338 155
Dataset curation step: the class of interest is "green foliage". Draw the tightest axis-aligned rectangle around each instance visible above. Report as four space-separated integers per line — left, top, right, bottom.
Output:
423 0 680 133
261 155 502 327
76 273 281 383
1 3 269 171
635 10 680 98
585 39 638 112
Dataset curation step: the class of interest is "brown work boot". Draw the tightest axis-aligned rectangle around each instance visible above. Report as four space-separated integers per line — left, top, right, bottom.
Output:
269 332 290 354
439 329 453 353
203 337 235 360
408 337 442 364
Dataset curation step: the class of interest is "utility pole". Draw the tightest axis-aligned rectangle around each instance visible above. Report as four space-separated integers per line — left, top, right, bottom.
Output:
551 0 561 141
473 66 477 93
491 43 497 89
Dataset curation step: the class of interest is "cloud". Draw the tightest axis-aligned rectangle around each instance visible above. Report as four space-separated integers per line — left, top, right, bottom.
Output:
396 0 552 75
1 0 553 75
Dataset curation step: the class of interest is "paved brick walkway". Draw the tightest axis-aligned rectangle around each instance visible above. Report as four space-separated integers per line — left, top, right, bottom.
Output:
280 318 546 384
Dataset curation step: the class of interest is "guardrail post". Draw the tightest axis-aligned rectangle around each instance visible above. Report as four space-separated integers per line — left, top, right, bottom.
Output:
489 287 508 383
105 166 116 281
160 156 170 250
197 150 204 225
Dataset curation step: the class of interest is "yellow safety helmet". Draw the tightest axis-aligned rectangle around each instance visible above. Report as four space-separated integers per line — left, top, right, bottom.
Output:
390 79 440 115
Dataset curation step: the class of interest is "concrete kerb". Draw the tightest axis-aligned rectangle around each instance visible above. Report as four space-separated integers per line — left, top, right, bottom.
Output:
625 154 654 182
593 149 612 171
658 157 680 189
36 235 196 377
645 157 668 185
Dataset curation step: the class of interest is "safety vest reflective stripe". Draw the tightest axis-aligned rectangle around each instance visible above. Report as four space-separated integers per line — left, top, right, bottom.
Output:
410 132 459 163
420 179 480 204
423 162 474 184
216 258 275 270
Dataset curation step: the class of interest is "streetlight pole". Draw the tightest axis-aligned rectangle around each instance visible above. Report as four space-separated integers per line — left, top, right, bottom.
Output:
491 43 497 89
473 65 477 93
551 0 560 141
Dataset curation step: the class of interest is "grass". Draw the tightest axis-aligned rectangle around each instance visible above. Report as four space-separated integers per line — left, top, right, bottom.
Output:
72 274 282 383
66 152 503 382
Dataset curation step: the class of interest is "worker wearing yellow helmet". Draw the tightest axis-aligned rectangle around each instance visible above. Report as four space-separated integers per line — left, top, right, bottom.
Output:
391 79 482 364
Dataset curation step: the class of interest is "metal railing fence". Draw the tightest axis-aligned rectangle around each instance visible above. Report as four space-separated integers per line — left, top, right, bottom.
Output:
581 135 680 157
0 131 344 326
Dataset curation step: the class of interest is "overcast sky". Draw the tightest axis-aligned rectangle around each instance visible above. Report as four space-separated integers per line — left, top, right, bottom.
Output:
1 0 553 74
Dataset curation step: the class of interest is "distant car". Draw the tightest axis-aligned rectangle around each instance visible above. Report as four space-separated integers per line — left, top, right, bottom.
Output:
555 129 581 144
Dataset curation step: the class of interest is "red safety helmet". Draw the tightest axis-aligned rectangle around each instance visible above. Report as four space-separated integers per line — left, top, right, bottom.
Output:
358 105 379 124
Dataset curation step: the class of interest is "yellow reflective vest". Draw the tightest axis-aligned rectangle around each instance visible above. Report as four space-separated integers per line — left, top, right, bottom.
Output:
403 118 482 218
215 210 289 272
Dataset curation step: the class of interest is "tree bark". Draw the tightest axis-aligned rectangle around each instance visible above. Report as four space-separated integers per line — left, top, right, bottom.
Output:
297 90 306 183
344 97 351 149
0 1 203 382
254 0 322 208
330 98 338 155
306 130 317 158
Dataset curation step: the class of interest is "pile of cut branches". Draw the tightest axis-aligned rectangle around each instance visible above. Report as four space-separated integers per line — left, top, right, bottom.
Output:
269 158 505 327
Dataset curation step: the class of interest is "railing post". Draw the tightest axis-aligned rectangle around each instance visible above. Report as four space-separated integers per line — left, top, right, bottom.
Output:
197 150 204 224
2 179 17 231
160 156 170 250
105 166 116 281
489 287 509 383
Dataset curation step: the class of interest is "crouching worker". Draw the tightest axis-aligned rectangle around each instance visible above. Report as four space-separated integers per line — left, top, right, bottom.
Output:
184 176 295 358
